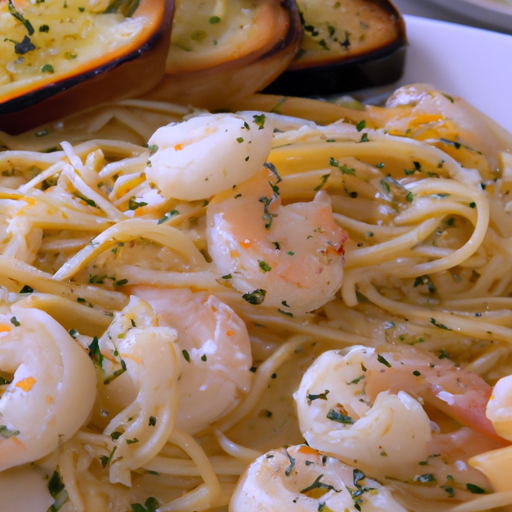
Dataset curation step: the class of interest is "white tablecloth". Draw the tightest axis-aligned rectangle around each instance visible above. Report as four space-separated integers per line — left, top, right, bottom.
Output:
393 0 512 34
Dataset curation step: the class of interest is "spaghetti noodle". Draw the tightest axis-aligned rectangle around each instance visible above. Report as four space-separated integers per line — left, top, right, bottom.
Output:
0 84 511 512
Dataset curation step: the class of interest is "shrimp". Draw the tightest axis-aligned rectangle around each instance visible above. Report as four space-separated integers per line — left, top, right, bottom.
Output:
145 112 274 201
370 84 503 177
294 345 505 487
125 286 253 434
486 374 512 442
467 375 512 496
230 444 407 512
206 166 347 315
91 296 181 486
0 305 96 471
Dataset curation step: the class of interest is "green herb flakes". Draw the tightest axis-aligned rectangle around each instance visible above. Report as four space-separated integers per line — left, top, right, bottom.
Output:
0 425 20 438
258 260 272 272
158 210 179 224
253 114 266 129
242 288 266 305
466 483 486 494
47 469 69 512
326 409 354 424
130 497 161 512
307 390 330 403
377 354 391 368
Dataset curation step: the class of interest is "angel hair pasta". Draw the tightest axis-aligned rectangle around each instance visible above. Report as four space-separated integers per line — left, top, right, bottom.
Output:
0 84 512 512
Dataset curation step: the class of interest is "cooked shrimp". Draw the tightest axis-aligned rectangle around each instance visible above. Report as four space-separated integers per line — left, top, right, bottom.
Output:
468 375 512 495
145 112 274 201
468 376 512 496
230 444 407 512
487 374 512 441
294 345 504 485
0 305 96 471
92 296 180 486
125 286 253 434
206 166 347 315
371 84 503 176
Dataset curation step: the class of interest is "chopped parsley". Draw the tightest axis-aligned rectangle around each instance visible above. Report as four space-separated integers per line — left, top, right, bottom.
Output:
300 474 339 495
253 114 266 129
329 157 355 175
258 260 272 272
284 449 296 476
47 469 69 512
347 375 365 385
129 197 148 210
441 486 455 497
466 483 486 494
440 138 461 149
414 473 436 483
103 359 127 385
314 173 331 191
100 446 118 468
74 192 97 208
430 318 451 330
88 336 104 370
8 0 34 35
0 425 20 438
242 288 266 305
307 390 330 403
438 350 451 360
377 354 391 368
157 210 179 224
130 497 161 512
326 409 354 424
414 275 436 293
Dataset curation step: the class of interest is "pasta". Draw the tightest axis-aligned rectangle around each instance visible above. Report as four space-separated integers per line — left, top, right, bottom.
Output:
0 83 512 512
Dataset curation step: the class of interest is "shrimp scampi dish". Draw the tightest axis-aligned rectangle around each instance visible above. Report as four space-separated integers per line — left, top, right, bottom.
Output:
1 84 512 512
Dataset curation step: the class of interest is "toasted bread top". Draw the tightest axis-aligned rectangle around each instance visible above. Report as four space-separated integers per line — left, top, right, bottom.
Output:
167 0 292 72
292 0 404 69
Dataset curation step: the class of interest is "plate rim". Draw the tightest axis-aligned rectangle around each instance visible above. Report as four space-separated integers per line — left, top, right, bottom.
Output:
397 14 512 134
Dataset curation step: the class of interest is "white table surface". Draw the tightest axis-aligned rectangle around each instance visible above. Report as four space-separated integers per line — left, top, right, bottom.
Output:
393 0 512 34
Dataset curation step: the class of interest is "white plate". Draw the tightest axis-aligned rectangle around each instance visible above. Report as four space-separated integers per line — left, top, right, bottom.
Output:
421 0 512 31
397 15 512 133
